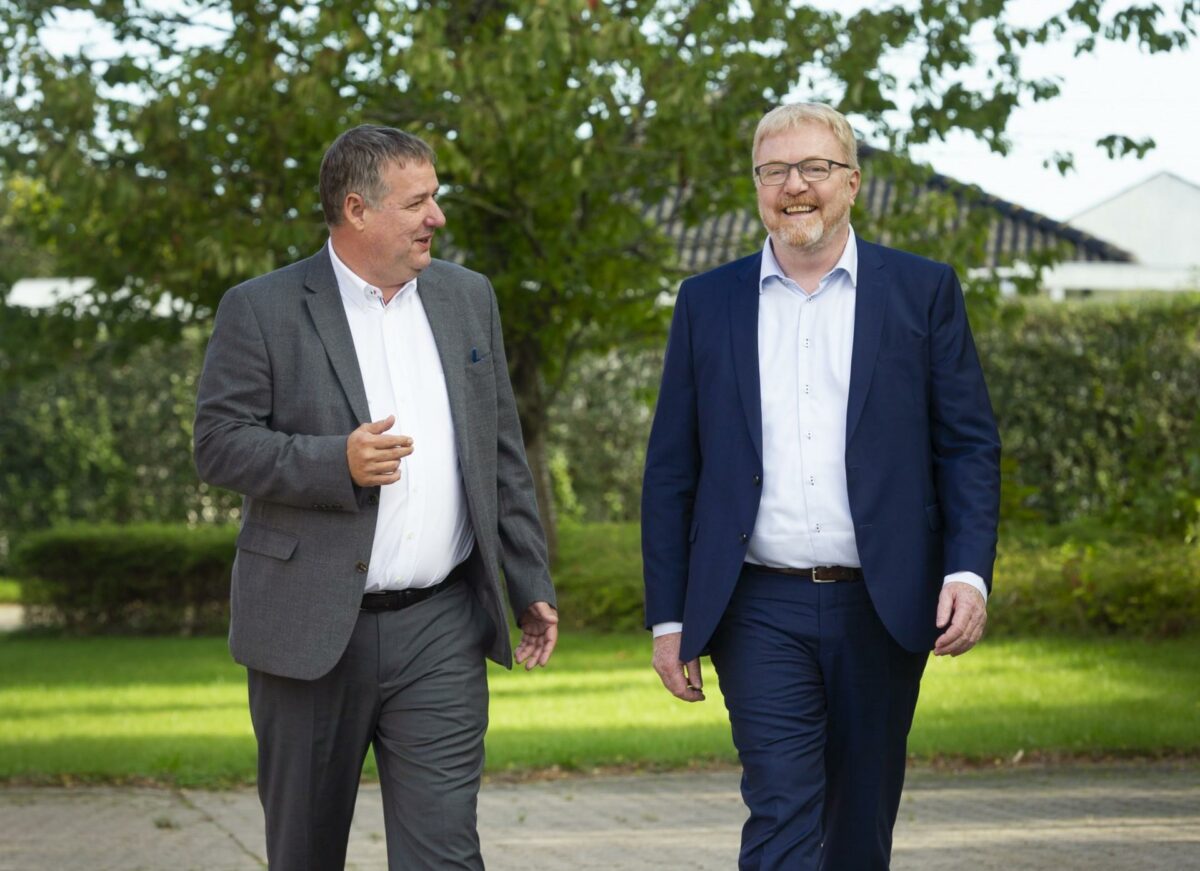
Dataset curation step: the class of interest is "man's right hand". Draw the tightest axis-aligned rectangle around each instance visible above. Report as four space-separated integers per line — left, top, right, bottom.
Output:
653 632 705 703
347 416 414 487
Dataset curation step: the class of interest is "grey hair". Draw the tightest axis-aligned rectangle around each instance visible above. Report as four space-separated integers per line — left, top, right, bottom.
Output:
319 125 437 226
752 103 859 170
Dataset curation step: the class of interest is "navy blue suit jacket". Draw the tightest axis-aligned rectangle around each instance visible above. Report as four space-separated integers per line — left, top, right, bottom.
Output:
641 238 1001 661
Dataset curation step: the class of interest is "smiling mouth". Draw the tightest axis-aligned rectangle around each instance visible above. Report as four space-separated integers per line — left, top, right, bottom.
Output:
782 205 817 215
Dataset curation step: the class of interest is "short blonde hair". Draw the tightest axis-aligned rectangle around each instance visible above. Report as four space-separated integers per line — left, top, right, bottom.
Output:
752 103 859 170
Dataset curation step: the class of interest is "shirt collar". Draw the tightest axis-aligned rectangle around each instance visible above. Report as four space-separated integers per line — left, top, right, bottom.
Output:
327 239 416 311
759 225 858 294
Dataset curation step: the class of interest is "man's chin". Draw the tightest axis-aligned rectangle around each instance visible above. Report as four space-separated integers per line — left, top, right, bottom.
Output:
773 224 825 251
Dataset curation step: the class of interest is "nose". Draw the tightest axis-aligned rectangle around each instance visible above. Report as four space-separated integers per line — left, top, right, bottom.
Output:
427 200 447 228
783 165 810 194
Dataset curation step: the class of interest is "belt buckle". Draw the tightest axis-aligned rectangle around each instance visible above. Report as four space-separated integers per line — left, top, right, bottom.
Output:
811 567 837 583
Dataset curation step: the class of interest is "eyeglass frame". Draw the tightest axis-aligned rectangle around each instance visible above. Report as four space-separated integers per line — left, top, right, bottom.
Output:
753 159 852 186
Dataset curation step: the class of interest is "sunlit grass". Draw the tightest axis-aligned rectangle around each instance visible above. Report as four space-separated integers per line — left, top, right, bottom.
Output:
1 633 1197 786
0 578 21 604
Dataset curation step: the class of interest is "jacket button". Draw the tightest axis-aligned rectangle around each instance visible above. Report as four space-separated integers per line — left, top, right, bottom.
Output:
355 561 368 573
753 475 762 486
739 533 749 544
368 494 379 506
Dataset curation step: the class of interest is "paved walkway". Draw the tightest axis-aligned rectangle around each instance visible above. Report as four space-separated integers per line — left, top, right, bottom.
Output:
2 763 1198 870
0 605 21 633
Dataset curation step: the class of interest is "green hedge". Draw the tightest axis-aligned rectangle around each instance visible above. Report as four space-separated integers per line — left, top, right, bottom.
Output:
10 521 1198 638
546 296 1200 532
988 531 1200 638
553 522 1200 639
554 521 646 632
974 295 1200 534
13 524 236 634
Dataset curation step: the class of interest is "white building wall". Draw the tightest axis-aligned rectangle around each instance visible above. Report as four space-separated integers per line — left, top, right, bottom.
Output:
1070 172 1200 269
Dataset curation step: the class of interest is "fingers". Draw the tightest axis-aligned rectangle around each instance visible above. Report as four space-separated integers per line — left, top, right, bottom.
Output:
347 419 414 487
515 624 557 670
363 415 396 434
934 588 988 657
935 586 954 629
652 633 705 703
515 602 558 670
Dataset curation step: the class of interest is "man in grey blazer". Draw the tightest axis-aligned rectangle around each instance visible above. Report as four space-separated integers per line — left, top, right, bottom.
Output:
194 125 557 870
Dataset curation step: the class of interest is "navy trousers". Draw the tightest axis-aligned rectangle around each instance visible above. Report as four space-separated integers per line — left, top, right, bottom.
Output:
709 565 928 871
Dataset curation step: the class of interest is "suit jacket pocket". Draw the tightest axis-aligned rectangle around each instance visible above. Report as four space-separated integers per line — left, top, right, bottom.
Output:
236 522 299 561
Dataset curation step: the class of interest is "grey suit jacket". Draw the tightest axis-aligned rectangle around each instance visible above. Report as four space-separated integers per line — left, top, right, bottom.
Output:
194 246 555 680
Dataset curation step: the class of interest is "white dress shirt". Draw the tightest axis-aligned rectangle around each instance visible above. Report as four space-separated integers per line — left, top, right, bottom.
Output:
328 241 474 591
748 227 861 570
653 228 984 638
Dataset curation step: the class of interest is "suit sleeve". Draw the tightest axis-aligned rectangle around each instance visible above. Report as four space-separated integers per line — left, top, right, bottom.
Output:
193 286 359 512
641 281 701 627
486 282 556 616
928 266 1001 588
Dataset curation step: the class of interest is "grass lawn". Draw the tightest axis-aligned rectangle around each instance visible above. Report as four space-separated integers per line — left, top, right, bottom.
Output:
1 632 1197 786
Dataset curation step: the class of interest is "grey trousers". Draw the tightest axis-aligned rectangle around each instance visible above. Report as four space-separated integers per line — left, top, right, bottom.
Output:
247 579 493 870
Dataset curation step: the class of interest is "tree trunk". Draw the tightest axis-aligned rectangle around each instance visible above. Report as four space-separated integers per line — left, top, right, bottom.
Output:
508 340 558 565
523 423 558 567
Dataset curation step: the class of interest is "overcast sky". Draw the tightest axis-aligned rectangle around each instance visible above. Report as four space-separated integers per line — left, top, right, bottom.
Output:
906 26 1199 221
828 0 1200 221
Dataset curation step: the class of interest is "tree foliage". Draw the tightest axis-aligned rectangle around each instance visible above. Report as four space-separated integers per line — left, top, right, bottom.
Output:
1 0 1195 548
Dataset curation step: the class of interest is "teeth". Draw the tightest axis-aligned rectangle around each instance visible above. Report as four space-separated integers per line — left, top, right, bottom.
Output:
784 206 816 214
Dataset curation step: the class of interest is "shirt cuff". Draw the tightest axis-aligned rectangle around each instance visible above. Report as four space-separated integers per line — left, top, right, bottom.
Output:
943 571 988 602
652 622 683 638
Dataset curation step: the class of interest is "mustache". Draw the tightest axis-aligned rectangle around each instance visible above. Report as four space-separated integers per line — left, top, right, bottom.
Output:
778 198 819 209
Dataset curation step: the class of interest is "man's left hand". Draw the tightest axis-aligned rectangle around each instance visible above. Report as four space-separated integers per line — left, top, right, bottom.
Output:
515 601 558 670
934 582 987 657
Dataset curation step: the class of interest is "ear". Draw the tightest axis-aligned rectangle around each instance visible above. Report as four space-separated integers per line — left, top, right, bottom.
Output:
343 192 368 230
847 168 861 204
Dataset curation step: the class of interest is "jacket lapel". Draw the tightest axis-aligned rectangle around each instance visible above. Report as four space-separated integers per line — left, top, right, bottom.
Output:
303 247 372 425
846 239 888 442
730 254 764 462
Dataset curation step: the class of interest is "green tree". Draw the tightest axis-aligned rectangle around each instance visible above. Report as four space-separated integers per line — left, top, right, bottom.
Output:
1 0 1195 556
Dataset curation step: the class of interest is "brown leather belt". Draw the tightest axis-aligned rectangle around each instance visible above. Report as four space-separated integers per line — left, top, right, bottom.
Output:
360 562 466 611
744 563 864 583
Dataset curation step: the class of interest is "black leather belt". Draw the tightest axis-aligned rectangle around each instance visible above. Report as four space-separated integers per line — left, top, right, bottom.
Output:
360 562 466 611
745 563 864 583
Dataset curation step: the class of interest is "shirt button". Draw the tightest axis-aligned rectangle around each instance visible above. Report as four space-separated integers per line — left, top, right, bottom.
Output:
355 561 368 573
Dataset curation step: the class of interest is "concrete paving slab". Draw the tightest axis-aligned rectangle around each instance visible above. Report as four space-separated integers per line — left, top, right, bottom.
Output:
1 763 1198 870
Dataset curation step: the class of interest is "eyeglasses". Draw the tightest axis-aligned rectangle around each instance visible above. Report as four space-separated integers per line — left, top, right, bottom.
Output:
754 159 851 186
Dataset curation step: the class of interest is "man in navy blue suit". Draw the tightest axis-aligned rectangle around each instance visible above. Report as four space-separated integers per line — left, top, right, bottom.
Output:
642 103 1001 870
